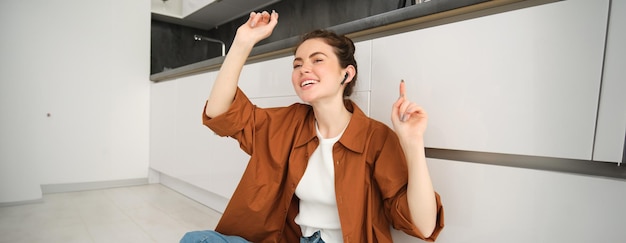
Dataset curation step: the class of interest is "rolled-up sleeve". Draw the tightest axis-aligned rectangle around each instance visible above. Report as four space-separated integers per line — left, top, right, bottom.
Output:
375 129 445 242
202 88 256 154
391 190 445 241
202 88 253 136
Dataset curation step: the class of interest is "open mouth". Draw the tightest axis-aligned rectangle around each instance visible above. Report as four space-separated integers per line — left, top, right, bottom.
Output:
300 80 318 87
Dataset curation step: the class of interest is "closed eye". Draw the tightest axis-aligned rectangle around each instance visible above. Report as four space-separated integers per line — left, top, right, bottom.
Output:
293 60 303 69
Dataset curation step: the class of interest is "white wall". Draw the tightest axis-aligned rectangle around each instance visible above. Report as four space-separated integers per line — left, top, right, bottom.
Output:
150 0 626 242
0 0 151 203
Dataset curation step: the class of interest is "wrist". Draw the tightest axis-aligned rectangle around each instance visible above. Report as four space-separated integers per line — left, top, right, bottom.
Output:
399 134 424 147
232 35 258 49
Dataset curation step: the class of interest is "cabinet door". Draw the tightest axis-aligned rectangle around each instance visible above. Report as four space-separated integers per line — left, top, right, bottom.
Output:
370 0 609 160
150 71 249 200
593 0 626 163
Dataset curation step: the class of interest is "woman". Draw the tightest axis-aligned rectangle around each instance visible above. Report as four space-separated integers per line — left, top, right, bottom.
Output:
181 10 444 243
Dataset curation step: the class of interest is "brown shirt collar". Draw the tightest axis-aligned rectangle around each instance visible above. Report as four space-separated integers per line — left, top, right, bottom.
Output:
294 100 370 154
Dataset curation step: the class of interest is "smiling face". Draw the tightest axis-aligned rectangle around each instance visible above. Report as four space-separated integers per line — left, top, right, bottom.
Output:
292 38 347 104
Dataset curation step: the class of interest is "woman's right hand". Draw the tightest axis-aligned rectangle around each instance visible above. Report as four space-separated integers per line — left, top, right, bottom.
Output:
235 10 279 46
204 10 278 119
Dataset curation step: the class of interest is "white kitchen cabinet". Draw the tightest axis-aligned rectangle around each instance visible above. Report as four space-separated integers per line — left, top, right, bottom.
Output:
370 0 610 160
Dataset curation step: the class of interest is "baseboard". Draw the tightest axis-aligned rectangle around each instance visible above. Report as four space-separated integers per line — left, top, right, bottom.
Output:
153 169 229 213
40 178 149 194
0 198 44 207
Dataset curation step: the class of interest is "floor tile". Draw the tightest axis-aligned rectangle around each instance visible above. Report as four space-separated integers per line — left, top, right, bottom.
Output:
86 220 154 243
0 184 222 243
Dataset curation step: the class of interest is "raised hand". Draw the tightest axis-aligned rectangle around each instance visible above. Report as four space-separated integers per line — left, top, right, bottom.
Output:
391 80 428 140
205 11 279 118
234 10 279 46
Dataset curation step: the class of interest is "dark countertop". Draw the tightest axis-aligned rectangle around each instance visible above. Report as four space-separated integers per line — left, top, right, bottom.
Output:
150 0 514 82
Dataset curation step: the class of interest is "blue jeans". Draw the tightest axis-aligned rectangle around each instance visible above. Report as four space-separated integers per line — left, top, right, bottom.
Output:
179 230 326 243
300 230 325 243
180 230 250 243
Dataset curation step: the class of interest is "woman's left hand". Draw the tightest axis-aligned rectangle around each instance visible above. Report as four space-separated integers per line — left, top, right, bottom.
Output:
391 80 428 141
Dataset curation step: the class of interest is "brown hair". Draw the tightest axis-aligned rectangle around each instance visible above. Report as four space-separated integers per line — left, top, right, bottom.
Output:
295 29 358 97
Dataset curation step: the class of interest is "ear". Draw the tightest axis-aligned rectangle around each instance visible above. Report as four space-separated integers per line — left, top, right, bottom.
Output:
342 65 356 85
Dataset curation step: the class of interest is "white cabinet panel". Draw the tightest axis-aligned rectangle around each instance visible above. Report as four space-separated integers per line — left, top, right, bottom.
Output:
238 55 296 99
593 0 626 163
354 41 373 93
150 71 250 199
150 79 180 173
370 0 609 160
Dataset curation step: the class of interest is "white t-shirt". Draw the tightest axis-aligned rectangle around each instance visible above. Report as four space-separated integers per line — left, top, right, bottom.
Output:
294 123 347 243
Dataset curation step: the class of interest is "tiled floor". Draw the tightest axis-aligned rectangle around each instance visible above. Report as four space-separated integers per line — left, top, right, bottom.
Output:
0 184 221 243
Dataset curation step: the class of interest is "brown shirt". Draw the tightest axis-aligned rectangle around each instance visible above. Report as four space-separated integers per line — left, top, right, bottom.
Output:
203 88 444 243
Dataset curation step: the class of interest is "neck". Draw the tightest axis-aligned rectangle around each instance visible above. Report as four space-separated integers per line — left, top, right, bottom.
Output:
312 99 352 139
